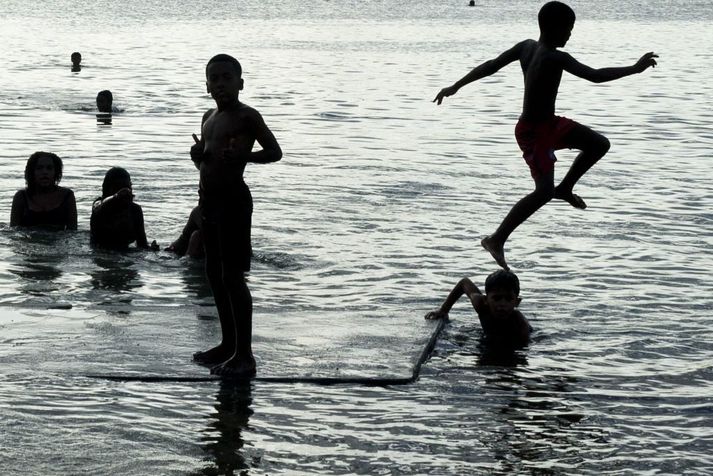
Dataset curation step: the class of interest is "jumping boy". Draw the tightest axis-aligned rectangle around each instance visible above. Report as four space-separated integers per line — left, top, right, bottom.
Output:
191 54 282 377
426 270 531 349
434 1 658 270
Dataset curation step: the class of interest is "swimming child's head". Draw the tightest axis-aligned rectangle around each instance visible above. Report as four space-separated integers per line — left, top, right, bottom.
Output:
484 269 521 318
205 54 244 105
71 52 81 66
96 90 113 113
102 166 131 198
538 1 575 47
25 151 63 193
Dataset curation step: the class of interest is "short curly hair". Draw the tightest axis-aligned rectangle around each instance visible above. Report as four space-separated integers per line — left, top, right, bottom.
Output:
485 269 520 296
538 1 576 34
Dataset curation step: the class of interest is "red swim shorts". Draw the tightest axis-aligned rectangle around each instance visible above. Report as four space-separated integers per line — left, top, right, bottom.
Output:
515 115 578 179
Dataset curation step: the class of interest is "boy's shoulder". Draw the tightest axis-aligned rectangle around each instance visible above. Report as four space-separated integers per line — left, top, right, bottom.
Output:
204 103 262 120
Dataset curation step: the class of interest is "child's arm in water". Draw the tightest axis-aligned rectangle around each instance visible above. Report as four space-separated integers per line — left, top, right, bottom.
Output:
131 204 158 250
425 277 485 320
559 51 657 83
433 40 531 105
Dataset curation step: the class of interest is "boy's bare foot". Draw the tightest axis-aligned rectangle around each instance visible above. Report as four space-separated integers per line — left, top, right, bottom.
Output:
193 345 234 367
481 236 510 271
554 188 587 209
211 356 257 379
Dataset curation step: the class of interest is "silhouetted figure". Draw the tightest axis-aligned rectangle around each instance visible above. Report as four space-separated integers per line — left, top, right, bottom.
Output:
190 54 282 378
96 90 113 124
434 1 658 270
426 270 531 349
71 51 81 72
469 1 475 6
165 205 204 258
90 167 158 250
96 90 113 113
10 151 77 231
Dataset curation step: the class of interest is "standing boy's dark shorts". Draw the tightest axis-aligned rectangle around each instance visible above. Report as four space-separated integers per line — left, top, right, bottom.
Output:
515 115 578 179
199 183 253 272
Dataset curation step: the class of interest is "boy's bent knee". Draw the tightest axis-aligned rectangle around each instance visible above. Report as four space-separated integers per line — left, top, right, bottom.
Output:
597 136 611 155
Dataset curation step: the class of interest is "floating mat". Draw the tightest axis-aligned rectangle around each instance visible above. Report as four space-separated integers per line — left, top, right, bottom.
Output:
1 306 445 386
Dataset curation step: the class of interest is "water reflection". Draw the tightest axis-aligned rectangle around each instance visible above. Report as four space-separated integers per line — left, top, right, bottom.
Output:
180 257 212 301
96 113 112 125
90 250 141 298
193 381 254 475
7 230 68 302
477 347 588 473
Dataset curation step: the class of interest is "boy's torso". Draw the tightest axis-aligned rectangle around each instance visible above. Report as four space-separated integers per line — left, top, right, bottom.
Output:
199 105 257 194
520 39 565 122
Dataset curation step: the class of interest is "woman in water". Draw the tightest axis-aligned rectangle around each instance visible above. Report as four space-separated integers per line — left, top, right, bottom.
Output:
10 151 77 230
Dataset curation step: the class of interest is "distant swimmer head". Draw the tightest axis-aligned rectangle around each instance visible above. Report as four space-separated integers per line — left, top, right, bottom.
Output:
71 52 82 72
205 54 244 103
96 90 113 113
538 1 575 47
102 166 132 198
25 151 63 193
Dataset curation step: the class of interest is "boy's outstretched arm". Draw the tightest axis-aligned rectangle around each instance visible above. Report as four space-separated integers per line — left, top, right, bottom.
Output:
562 51 658 83
425 277 483 320
433 40 529 105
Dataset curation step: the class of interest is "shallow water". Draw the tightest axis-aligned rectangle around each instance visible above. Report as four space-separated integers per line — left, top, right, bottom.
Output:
1 0 712 474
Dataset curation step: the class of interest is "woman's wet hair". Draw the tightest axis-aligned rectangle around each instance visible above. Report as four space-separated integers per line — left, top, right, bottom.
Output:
25 151 63 194
101 166 131 198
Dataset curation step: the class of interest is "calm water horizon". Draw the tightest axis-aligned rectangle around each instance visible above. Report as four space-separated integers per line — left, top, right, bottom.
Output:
1 1 712 474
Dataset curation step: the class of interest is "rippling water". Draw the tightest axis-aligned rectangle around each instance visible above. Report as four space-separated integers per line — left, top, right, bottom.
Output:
1 0 712 474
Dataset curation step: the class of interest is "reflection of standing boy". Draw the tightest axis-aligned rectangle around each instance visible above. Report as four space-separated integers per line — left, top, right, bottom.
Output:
191 54 282 377
434 1 658 270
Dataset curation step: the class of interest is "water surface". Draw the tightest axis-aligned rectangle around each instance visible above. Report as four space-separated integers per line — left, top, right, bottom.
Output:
1 0 712 474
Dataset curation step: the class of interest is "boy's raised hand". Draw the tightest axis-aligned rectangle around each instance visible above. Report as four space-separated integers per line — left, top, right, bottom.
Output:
635 52 658 72
433 85 458 105
190 133 204 163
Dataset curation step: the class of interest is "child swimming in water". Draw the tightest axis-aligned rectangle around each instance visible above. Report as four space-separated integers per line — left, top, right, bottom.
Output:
426 270 531 348
90 167 157 250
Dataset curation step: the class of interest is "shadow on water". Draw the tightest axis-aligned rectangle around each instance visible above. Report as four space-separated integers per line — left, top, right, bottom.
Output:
191 380 254 476
96 112 112 125
89 250 141 309
6 229 72 304
438 325 590 473
179 257 213 301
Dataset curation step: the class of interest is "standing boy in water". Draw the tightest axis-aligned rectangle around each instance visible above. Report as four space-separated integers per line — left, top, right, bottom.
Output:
434 1 657 270
191 54 282 377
